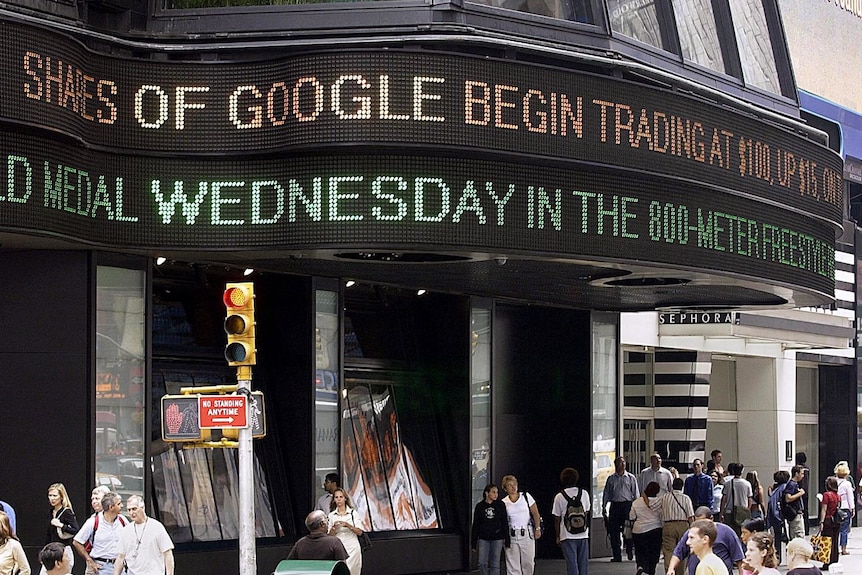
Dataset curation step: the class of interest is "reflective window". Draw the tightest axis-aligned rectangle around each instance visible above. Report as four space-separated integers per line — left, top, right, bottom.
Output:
727 0 781 93
96 266 146 502
591 312 618 518
152 368 278 542
470 304 492 504
607 0 663 49
672 0 725 73
314 290 341 507
468 0 593 21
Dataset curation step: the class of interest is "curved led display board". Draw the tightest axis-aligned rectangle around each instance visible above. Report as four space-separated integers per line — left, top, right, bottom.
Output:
0 17 844 303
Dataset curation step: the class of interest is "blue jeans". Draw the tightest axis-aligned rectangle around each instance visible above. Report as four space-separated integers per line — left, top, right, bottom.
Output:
839 510 852 548
477 538 504 575
560 538 589 575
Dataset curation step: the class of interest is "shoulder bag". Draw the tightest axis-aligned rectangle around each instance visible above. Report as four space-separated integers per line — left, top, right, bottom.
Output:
351 510 372 552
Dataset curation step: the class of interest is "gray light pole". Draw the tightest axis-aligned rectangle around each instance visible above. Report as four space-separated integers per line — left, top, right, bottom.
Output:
238 366 256 575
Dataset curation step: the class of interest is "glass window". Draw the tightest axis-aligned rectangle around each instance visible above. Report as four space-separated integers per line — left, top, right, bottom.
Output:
342 382 440 530
606 0 663 49
727 0 780 93
315 290 341 506
795 423 817 520
151 368 278 542
470 304 492 504
467 0 593 22
591 312 618 518
671 0 725 72
96 266 146 501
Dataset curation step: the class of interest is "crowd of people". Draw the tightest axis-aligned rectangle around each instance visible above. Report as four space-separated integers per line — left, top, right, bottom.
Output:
460 451 859 575
0 484 174 575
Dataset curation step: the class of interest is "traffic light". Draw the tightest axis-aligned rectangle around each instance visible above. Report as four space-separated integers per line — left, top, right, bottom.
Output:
223 282 256 366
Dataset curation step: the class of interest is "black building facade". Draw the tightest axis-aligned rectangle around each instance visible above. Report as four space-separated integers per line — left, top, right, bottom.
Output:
0 1 846 574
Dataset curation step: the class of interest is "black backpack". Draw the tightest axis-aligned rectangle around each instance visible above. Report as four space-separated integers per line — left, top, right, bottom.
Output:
561 488 587 534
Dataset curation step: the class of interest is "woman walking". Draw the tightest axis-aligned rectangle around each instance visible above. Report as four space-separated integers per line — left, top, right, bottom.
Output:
0 511 29 575
629 481 663 575
471 484 509 575
747 471 765 520
818 476 841 570
43 483 78 575
327 488 364 575
501 475 542 575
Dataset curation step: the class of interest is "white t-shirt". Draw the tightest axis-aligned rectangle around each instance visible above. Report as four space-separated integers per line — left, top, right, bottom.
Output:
73 513 127 559
552 487 590 540
504 492 535 530
117 518 174 575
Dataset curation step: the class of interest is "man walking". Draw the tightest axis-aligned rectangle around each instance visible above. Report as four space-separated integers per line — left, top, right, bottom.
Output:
287 510 349 561
665 507 743 575
719 463 753 537
686 520 728 575
683 460 714 513
784 465 806 540
73 492 127 575
660 478 694 575
552 467 590 575
114 495 174 575
640 453 674 495
602 456 639 562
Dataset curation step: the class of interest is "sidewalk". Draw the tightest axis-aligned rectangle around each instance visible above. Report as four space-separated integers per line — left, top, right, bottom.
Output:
534 526 862 575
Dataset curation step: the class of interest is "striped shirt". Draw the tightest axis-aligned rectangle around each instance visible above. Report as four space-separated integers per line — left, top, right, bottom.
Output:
660 489 694 522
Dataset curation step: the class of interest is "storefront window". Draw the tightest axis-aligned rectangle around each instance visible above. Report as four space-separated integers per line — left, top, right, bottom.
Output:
591 312 618 517
470 302 492 504
315 290 341 506
96 266 146 501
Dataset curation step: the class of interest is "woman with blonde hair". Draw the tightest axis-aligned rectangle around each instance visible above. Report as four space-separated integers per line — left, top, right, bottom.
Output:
501 475 542 575
43 483 78 575
327 488 364 575
833 461 854 555
0 510 30 575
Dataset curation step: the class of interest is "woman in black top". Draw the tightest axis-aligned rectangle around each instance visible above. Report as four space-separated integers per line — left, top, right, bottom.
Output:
43 483 79 575
471 483 510 575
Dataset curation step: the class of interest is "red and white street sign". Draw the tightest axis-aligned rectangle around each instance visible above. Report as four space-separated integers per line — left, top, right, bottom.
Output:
199 395 248 429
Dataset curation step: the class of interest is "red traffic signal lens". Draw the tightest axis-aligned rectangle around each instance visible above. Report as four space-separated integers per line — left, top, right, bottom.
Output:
225 342 250 363
224 314 248 335
224 286 251 308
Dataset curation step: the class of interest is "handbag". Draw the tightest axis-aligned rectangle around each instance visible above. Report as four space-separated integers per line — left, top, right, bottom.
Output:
810 533 832 564
54 510 74 540
358 531 372 552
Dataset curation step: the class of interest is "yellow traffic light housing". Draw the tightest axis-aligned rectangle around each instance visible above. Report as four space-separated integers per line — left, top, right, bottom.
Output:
223 282 256 366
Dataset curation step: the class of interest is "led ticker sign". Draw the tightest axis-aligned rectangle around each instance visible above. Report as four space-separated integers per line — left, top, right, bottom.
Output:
0 18 844 225
0 130 837 296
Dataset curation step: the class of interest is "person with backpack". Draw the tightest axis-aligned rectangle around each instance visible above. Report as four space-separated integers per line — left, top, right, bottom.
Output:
552 467 589 575
833 461 855 556
471 483 509 575
766 470 790 564
72 492 127 575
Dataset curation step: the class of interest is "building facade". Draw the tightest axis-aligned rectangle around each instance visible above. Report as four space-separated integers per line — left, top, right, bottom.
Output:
0 1 848 573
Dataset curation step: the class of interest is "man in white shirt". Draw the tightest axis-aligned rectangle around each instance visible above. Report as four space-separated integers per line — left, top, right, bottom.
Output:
639 453 674 495
73 492 128 575
552 467 590 575
316 473 340 513
114 495 174 575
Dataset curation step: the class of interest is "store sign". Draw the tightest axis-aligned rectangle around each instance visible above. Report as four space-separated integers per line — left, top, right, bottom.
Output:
659 312 736 325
